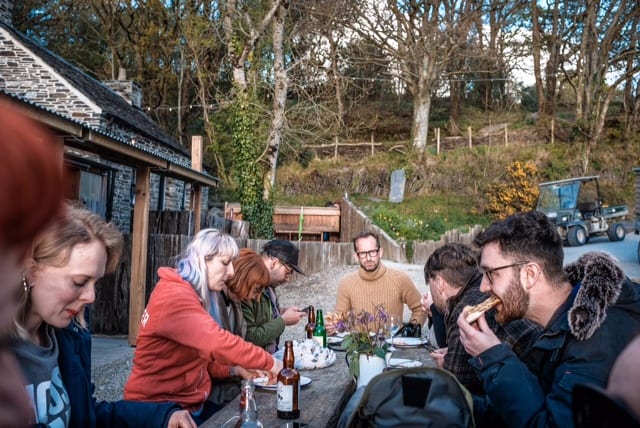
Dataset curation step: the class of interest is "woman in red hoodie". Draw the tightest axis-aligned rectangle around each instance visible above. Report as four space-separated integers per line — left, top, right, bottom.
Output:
125 229 282 424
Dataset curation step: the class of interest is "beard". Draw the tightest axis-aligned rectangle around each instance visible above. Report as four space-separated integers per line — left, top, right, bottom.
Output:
360 258 380 272
495 275 529 324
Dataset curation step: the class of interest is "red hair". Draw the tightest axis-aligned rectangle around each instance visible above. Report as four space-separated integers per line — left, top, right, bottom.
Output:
0 102 64 251
227 248 270 301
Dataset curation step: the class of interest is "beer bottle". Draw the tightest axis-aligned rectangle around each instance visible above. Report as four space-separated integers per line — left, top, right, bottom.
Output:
235 379 263 427
312 308 327 348
304 305 316 339
277 340 300 419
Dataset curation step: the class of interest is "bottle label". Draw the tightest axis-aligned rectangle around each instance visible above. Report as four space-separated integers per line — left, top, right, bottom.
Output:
277 382 294 411
312 335 324 347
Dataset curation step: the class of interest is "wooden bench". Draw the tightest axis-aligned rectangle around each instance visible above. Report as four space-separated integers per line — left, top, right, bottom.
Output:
224 203 340 241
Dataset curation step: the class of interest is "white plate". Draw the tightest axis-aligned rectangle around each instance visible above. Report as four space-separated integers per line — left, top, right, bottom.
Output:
327 336 343 344
255 376 312 390
385 337 427 347
388 358 423 368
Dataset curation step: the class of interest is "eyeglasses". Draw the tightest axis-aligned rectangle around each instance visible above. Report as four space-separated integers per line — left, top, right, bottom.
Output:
356 248 380 259
278 260 294 275
482 261 529 285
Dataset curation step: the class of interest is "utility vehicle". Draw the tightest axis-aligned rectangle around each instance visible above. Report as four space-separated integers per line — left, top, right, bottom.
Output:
536 176 628 246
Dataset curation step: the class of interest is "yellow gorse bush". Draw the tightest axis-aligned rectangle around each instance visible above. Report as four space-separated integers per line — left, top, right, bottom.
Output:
487 161 540 220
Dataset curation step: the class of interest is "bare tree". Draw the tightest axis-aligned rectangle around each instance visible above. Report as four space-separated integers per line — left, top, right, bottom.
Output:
345 0 483 157
565 0 640 148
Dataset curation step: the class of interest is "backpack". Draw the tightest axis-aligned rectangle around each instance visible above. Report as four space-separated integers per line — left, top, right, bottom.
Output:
339 366 475 428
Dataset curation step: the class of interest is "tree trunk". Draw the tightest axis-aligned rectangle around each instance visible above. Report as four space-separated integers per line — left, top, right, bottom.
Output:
266 1 288 196
531 0 545 116
411 95 431 158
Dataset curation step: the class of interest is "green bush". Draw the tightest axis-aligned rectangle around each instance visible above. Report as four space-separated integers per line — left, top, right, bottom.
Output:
371 208 448 242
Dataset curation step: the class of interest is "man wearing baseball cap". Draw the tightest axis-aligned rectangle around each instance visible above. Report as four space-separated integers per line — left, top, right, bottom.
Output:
241 239 307 353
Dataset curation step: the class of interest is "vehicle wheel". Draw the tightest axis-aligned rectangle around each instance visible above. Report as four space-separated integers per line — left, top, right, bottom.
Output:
607 223 626 242
567 227 587 246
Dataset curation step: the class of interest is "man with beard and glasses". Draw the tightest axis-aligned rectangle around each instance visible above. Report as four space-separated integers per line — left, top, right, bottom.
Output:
457 211 640 428
331 232 426 331
424 243 541 395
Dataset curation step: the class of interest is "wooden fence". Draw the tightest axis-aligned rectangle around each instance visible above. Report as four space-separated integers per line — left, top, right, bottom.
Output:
410 226 484 265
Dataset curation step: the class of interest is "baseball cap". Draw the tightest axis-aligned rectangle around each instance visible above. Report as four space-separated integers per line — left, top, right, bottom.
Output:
262 239 305 275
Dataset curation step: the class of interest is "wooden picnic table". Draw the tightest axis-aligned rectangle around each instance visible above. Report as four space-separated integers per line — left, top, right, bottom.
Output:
199 344 435 428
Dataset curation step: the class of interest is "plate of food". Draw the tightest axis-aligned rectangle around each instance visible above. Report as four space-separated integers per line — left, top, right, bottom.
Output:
387 358 423 369
385 337 428 347
274 339 337 369
254 376 312 390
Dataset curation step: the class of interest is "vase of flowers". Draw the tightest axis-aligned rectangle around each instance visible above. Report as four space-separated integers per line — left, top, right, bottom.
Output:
340 305 391 386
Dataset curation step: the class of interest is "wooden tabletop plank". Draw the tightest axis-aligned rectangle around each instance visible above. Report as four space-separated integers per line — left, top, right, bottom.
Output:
200 345 435 428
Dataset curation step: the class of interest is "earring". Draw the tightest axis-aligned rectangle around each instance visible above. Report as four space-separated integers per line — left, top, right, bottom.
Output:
22 276 30 293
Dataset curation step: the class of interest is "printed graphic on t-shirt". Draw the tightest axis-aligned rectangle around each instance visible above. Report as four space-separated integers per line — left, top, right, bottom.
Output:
25 366 71 427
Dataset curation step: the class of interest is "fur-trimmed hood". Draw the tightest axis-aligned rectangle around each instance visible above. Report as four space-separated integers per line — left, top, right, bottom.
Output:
564 252 626 340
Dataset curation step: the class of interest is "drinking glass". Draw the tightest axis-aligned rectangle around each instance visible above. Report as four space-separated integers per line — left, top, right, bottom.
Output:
388 315 401 351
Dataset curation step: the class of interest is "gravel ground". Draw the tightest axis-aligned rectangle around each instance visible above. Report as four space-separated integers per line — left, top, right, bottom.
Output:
92 260 428 402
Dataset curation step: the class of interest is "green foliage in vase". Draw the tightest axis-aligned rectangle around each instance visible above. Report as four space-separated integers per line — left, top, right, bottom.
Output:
339 305 390 378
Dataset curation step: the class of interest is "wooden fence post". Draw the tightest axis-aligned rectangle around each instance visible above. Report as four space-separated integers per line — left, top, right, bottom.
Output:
334 136 338 160
468 127 472 149
436 128 440 155
504 124 508 146
551 119 555 145
370 133 375 156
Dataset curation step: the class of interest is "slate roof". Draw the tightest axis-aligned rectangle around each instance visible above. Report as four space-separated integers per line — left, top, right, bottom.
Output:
1 23 187 156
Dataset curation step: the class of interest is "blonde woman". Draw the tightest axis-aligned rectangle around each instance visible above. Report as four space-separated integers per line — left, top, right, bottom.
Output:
11 204 195 428
125 229 282 425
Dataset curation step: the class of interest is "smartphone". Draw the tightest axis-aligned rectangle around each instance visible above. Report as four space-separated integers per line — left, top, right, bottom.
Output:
423 341 438 353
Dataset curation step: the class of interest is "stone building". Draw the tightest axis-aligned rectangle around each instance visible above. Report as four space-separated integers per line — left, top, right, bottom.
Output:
0 0 216 231
0 0 219 338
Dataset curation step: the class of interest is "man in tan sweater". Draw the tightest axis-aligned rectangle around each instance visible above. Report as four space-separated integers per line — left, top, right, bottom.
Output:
333 232 426 328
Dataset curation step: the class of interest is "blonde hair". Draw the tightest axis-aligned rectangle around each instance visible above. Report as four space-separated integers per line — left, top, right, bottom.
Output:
175 228 239 310
14 203 123 339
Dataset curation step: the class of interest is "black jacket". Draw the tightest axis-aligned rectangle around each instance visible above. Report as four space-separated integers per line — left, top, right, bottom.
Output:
471 252 640 428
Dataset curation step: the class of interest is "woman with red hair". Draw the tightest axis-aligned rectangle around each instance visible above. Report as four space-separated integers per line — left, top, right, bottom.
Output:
208 248 271 405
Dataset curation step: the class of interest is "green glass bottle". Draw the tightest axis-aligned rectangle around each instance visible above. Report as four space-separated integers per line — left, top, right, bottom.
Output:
312 308 327 347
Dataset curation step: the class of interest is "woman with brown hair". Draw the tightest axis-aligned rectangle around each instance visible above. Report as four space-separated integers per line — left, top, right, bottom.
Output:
208 248 271 405
209 248 271 337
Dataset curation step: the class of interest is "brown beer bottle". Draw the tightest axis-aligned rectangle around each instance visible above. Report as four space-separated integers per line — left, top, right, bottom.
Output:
304 305 316 339
277 340 300 419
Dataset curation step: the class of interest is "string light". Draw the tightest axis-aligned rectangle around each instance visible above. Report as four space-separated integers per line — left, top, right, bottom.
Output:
144 76 511 113
144 104 217 113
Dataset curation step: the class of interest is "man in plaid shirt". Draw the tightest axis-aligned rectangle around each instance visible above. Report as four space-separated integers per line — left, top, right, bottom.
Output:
424 243 542 394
